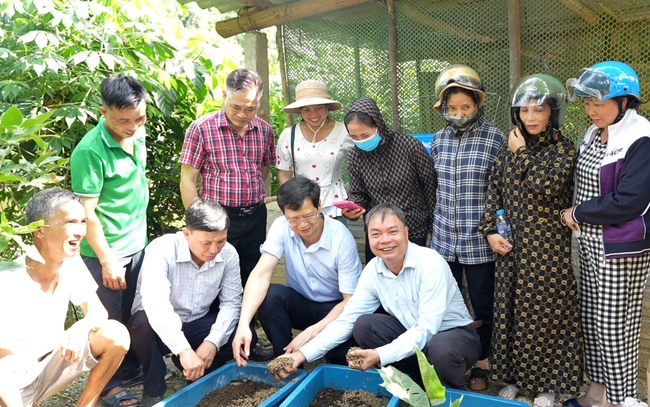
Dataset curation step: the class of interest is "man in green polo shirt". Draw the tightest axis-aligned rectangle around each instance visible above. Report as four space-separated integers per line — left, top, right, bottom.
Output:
70 74 149 407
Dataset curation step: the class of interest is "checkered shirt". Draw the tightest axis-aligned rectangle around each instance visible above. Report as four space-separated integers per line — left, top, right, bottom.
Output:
431 117 504 264
179 109 276 207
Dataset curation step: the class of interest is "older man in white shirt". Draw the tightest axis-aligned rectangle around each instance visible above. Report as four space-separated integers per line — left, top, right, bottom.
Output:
273 203 481 390
128 199 242 406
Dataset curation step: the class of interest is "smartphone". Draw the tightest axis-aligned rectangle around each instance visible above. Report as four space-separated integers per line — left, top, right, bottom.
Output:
333 200 365 211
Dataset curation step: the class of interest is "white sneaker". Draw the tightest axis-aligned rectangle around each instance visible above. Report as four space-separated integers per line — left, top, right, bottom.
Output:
624 397 648 407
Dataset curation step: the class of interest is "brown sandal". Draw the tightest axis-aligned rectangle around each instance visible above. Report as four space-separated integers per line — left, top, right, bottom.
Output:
468 367 489 391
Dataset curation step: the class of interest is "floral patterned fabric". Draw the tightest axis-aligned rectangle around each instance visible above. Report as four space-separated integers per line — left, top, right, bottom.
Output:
276 121 353 218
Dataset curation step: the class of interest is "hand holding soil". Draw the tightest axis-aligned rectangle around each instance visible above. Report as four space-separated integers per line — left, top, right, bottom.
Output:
267 356 295 376
346 347 364 368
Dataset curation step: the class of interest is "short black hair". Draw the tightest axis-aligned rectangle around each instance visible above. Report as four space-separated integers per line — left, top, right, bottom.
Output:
26 187 81 224
225 69 263 100
344 111 376 127
100 74 149 110
186 199 230 232
277 176 320 213
365 203 407 229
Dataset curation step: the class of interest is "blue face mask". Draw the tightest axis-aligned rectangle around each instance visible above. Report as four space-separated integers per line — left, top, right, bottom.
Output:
353 132 382 152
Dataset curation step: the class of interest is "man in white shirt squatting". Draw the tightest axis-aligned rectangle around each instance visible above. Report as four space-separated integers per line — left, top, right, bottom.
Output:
128 199 242 406
272 203 482 389
0 187 129 407
233 176 362 366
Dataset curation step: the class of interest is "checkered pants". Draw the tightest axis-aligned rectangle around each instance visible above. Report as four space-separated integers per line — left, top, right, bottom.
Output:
578 232 650 404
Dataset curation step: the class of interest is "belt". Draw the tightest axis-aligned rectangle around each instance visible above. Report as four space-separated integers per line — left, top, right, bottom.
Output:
223 201 265 217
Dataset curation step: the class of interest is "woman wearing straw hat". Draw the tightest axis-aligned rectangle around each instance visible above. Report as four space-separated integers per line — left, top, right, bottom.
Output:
277 80 354 219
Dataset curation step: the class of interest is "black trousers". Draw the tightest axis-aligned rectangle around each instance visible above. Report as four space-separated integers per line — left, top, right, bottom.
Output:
224 203 267 287
447 260 495 360
352 313 480 390
83 250 144 394
128 310 239 397
258 284 356 365
364 236 427 264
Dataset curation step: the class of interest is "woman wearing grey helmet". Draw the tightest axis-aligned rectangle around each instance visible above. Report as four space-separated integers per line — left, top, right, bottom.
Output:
562 61 650 407
479 74 582 407
431 65 505 390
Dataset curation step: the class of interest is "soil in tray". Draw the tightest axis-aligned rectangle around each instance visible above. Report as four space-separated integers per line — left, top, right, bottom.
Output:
195 378 278 407
309 388 390 407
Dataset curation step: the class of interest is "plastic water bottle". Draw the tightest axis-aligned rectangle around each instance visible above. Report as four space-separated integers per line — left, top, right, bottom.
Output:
495 209 513 246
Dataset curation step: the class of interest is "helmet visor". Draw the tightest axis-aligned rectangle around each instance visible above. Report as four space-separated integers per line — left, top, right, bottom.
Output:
434 66 483 99
512 93 558 108
566 68 612 101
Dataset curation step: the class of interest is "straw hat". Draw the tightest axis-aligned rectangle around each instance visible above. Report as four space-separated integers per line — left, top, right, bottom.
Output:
283 80 342 114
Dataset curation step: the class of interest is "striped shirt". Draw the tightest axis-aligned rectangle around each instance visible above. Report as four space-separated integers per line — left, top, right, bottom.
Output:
131 232 242 355
431 117 505 264
179 109 276 207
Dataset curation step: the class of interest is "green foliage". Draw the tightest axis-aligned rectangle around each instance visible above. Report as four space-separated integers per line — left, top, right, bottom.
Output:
268 80 287 196
0 106 64 264
0 0 240 260
378 346 463 407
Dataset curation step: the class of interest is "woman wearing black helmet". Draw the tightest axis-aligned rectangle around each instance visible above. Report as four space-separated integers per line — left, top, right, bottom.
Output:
479 74 582 407
562 61 650 407
430 64 505 391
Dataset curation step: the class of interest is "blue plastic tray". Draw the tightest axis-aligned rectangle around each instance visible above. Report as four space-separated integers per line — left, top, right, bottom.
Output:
278 364 400 407
411 133 435 153
445 388 530 407
155 361 308 407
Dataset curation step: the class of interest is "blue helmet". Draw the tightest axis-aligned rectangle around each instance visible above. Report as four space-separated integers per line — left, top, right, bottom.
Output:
566 61 640 102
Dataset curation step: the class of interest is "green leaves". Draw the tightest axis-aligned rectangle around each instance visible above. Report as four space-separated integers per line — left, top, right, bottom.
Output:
416 346 446 405
378 346 459 407
1 106 22 127
379 365 430 407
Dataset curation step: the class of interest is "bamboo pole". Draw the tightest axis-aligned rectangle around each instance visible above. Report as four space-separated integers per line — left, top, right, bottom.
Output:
508 0 522 88
216 0 375 38
276 24 293 126
387 0 400 131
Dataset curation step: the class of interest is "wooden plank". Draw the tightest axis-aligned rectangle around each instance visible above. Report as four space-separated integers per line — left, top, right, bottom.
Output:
232 0 274 10
400 3 494 44
387 0 400 131
599 3 650 22
557 0 599 25
276 24 293 126
216 0 375 38
508 0 521 88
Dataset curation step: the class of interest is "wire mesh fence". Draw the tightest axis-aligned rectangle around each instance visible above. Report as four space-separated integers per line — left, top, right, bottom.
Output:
282 0 650 145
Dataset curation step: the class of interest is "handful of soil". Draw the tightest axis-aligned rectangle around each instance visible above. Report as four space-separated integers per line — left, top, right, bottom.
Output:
346 347 364 368
267 356 295 376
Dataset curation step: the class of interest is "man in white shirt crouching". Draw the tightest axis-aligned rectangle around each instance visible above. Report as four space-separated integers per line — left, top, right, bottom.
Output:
128 199 242 406
272 203 481 390
0 187 129 407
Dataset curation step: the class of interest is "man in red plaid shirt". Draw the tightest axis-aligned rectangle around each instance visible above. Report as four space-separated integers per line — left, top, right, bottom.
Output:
179 69 275 360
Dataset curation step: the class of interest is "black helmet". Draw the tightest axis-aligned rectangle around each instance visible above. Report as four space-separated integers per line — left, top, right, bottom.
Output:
510 74 568 140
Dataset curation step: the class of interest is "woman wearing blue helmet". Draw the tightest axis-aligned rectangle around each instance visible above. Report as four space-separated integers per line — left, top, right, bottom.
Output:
563 61 650 407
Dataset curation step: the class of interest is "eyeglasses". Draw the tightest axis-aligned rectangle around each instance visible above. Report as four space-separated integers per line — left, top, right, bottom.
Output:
286 213 321 226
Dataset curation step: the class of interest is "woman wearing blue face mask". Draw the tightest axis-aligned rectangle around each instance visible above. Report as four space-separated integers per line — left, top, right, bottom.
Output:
342 97 437 263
